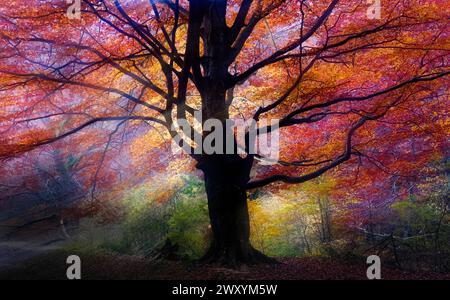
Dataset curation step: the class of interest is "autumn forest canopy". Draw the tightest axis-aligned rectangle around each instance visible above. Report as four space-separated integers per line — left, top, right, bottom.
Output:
0 0 449 277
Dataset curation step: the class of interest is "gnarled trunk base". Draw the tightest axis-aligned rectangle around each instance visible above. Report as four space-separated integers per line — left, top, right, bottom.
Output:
197 155 277 268
199 241 276 268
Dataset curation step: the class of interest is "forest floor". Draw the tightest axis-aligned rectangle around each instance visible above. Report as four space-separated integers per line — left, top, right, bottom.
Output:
0 249 449 280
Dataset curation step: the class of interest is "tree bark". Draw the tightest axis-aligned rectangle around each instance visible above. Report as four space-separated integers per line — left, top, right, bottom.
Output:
196 155 274 267
191 1 275 267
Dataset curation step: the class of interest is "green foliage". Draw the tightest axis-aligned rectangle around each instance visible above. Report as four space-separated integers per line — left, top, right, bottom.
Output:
249 190 330 257
387 193 450 270
391 200 438 231
167 184 210 259
120 185 171 255
67 175 210 260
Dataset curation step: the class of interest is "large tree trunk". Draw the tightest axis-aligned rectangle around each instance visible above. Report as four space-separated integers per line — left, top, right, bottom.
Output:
197 155 274 267
192 1 275 267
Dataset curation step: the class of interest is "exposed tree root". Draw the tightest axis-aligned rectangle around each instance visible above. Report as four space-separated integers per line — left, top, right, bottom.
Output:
198 244 279 269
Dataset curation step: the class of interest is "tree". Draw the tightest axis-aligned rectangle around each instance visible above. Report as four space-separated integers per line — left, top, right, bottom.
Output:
0 149 84 241
0 0 448 266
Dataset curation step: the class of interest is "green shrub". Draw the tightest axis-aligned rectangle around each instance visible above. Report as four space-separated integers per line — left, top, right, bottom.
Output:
68 175 210 260
167 176 210 259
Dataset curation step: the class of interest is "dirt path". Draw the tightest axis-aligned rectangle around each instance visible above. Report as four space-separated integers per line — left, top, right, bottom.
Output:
0 242 36 269
0 240 65 270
